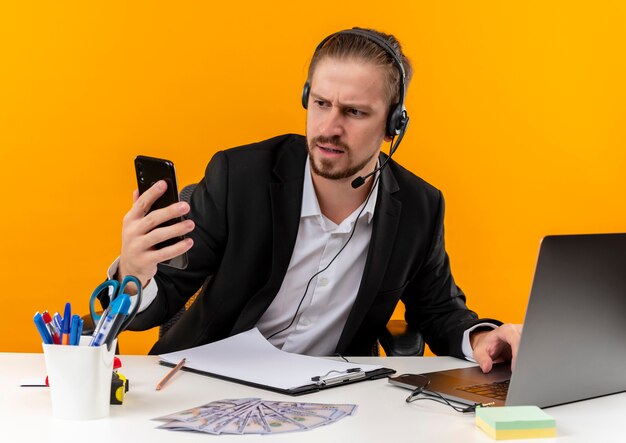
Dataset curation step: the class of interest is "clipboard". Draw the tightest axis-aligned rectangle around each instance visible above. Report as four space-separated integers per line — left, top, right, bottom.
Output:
158 360 395 396
158 328 396 396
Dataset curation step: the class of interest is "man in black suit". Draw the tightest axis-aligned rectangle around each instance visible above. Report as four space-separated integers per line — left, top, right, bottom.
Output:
114 28 520 372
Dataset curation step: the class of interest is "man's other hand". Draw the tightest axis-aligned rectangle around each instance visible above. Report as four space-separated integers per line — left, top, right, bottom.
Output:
471 323 522 373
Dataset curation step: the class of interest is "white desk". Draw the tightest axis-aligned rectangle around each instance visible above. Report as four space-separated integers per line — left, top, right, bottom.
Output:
3 353 623 442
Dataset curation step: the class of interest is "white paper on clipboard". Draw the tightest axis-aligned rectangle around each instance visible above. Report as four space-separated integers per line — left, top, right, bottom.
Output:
159 328 384 391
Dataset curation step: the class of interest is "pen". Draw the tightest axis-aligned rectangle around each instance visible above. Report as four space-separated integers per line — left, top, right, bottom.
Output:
41 311 61 344
76 318 83 343
52 312 62 331
311 368 365 386
91 304 112 339
69 314 81 345
156 358 186 391
34 312 54 345
61 303 72 345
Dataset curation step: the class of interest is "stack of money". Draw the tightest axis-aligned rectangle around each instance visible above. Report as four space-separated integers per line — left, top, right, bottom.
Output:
154 398 358 435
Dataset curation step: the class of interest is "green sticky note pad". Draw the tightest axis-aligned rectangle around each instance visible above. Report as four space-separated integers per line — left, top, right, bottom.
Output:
476 406 556 440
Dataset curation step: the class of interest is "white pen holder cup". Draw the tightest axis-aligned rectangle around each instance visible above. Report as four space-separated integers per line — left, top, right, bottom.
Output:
42 337 117 420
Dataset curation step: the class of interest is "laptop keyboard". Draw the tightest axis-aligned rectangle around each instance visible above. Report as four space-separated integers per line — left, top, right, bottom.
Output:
456 379 510 401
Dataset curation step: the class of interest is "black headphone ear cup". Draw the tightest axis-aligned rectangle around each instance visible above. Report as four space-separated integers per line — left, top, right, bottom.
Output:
386 105 405 137
302 81 310 109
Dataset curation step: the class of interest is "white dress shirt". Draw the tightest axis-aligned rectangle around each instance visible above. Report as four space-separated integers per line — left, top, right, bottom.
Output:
256 159 378 355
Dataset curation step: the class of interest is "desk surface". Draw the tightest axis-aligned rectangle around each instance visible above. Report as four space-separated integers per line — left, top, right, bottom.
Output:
3 353 624 442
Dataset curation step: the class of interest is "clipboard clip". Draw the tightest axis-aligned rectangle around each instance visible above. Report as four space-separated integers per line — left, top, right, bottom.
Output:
311 368 366 386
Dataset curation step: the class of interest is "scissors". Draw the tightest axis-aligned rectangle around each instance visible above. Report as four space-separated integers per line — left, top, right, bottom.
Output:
89 275 143 335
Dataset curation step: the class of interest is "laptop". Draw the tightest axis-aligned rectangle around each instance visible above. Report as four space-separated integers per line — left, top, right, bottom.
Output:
389 233 626 408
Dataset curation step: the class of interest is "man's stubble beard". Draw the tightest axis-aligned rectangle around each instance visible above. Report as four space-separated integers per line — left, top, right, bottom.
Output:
307 135 378 181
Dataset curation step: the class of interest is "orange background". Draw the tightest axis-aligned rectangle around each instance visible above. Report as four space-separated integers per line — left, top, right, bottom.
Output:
1 2 624 354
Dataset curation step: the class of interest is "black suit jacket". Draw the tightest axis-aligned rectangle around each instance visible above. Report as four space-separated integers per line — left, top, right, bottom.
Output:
128 134 496 355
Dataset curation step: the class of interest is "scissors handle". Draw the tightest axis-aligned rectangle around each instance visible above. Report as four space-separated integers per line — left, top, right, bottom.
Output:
89 280 120 324
89 275 142 330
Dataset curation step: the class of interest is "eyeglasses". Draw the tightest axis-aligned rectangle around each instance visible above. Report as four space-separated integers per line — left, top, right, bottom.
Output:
403 374 494 414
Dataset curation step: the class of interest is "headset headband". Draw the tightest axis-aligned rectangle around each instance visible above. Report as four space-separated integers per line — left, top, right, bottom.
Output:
313 28 407 108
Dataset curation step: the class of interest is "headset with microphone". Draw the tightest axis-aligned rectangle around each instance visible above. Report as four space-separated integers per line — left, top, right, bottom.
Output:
301 28 410 188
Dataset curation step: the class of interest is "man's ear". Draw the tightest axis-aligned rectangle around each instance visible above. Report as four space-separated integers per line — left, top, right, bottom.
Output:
383 134 393 143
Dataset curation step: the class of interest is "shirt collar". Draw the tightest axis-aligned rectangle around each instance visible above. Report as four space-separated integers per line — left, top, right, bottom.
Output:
301 157 378 225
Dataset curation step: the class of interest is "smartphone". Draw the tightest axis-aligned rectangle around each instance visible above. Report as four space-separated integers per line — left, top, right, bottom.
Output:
134 155 189 269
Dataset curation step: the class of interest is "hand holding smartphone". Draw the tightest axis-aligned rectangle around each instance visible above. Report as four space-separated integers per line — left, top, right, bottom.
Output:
134 155 189 269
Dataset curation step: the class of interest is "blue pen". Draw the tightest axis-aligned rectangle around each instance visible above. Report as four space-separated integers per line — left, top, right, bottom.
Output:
69 314 81 345
52 312 63 331
61 303 72 345
77 318 84 343
90 295 130 347
34 312 54 345
91 304 112 339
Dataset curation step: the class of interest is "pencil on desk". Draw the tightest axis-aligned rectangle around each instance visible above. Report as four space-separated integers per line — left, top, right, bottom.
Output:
156 358 186 391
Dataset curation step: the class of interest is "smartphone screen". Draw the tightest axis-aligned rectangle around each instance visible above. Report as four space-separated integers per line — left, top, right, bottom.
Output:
134 155 188 269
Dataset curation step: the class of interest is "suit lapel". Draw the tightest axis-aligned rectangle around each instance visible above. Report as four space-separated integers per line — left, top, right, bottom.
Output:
335 162 401 353
231 139 306 333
